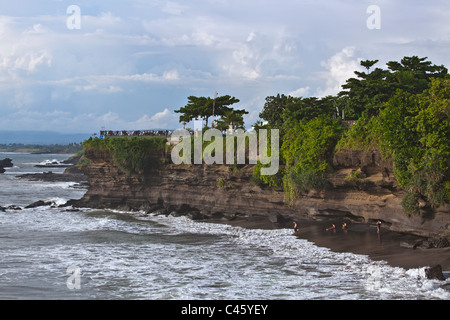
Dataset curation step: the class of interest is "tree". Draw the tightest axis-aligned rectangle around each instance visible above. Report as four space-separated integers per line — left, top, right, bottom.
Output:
259 94 293 128
175 96 209 125
175 95 243 127
378 77 450 213
386 56 448 94
339 59 393 117
282 95 337 124
360 59 379 72
339 56 448 118
214 109 246 132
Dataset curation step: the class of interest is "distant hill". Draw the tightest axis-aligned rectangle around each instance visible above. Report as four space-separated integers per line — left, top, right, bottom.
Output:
0 131 92 145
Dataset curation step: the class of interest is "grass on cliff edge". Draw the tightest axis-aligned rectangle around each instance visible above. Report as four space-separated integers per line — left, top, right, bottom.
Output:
83 136 167 174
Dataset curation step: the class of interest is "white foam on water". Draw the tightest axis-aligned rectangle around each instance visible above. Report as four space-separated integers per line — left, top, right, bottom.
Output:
2 152 448 300
144 214 450 300
2 204 449 300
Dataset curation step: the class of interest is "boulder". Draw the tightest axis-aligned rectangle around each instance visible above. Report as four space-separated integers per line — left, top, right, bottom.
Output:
0 205 23 211
25 200 53 209
0 158 13 167
187 210 209 221
0 166 4 174
433 237 450 248
425 265 446 281
7 205 22 210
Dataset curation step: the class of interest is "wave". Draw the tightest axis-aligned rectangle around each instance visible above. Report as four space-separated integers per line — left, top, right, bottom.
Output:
143 213 450 300
5 205 448 300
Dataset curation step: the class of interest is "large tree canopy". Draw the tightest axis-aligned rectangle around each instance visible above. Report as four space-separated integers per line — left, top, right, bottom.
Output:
282 95 337 124
339 56 448 117
175 94 246 127
214 109 246 132
258 94 293 128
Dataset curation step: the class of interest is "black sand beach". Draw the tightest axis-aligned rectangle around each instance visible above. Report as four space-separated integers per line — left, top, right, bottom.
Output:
208 215 450 271
294 220 450 271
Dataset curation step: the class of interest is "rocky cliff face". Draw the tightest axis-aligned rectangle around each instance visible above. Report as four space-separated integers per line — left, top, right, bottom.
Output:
76 148 450 239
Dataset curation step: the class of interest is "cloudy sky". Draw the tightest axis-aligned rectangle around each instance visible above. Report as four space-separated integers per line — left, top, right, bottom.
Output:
0 0 449 133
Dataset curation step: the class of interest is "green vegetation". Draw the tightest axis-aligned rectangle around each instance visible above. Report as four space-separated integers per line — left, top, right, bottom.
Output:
335 115 383 152
83 136 167 174
378 78 450 213
255 55 449 214
81 55 449 216
252 161 283 187
345 170 364 184
217 178 225 188
281 116 342 202
339 56 447 118
75 151 91 168
174 94 248 129
0 143 82 154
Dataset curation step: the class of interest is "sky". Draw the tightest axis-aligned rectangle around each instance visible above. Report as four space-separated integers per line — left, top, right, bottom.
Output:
0 0 449 134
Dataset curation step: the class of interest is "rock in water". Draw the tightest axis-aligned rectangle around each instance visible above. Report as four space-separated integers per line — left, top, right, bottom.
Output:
25 200 53 209
425 265 446 281
0 158 13 173
0 158 13 167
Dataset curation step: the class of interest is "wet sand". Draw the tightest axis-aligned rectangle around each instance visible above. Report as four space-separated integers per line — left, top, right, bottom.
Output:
207 215 450 271
294 220 450 271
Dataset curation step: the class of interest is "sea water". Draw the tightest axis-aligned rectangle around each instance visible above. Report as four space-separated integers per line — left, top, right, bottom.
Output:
0 152 449 300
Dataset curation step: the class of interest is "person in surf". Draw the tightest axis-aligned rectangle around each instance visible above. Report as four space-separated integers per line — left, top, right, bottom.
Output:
293 221 299 234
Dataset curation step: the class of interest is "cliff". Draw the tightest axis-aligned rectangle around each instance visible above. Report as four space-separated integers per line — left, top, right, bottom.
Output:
75 147 450 239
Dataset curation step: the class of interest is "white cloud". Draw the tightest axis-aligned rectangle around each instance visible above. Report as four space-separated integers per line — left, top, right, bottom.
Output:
0 18 53 78
8 90 35 109
0 1 449 134
41 70 181 97
74 84 123 94
150 108 173 121
0 108 180 133
98 112 119 123
315 46 362 97
221 30 299 81
25 23 48 34
162 2 187 15
162 70 179 81
96 108 179 131
288 86 310 97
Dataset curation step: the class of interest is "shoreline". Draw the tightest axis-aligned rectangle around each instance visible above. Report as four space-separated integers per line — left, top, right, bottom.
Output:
203 214 450 271
21 195 450 279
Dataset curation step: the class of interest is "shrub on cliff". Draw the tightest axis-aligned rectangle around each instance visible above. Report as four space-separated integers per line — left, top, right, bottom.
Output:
83 136 167 174
379 78 450 213
334 78 450 214
281 115 343 202
335 114 384 153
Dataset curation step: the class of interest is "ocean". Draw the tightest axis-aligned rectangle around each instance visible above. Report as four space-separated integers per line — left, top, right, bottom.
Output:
0 152 449 300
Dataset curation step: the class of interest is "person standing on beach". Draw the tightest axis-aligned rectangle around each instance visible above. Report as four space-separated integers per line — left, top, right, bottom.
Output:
293 221 299 233
376 220 382 234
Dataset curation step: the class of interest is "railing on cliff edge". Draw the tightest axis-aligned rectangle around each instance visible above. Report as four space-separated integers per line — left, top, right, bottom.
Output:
99 130 174 138
98 120 357 138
